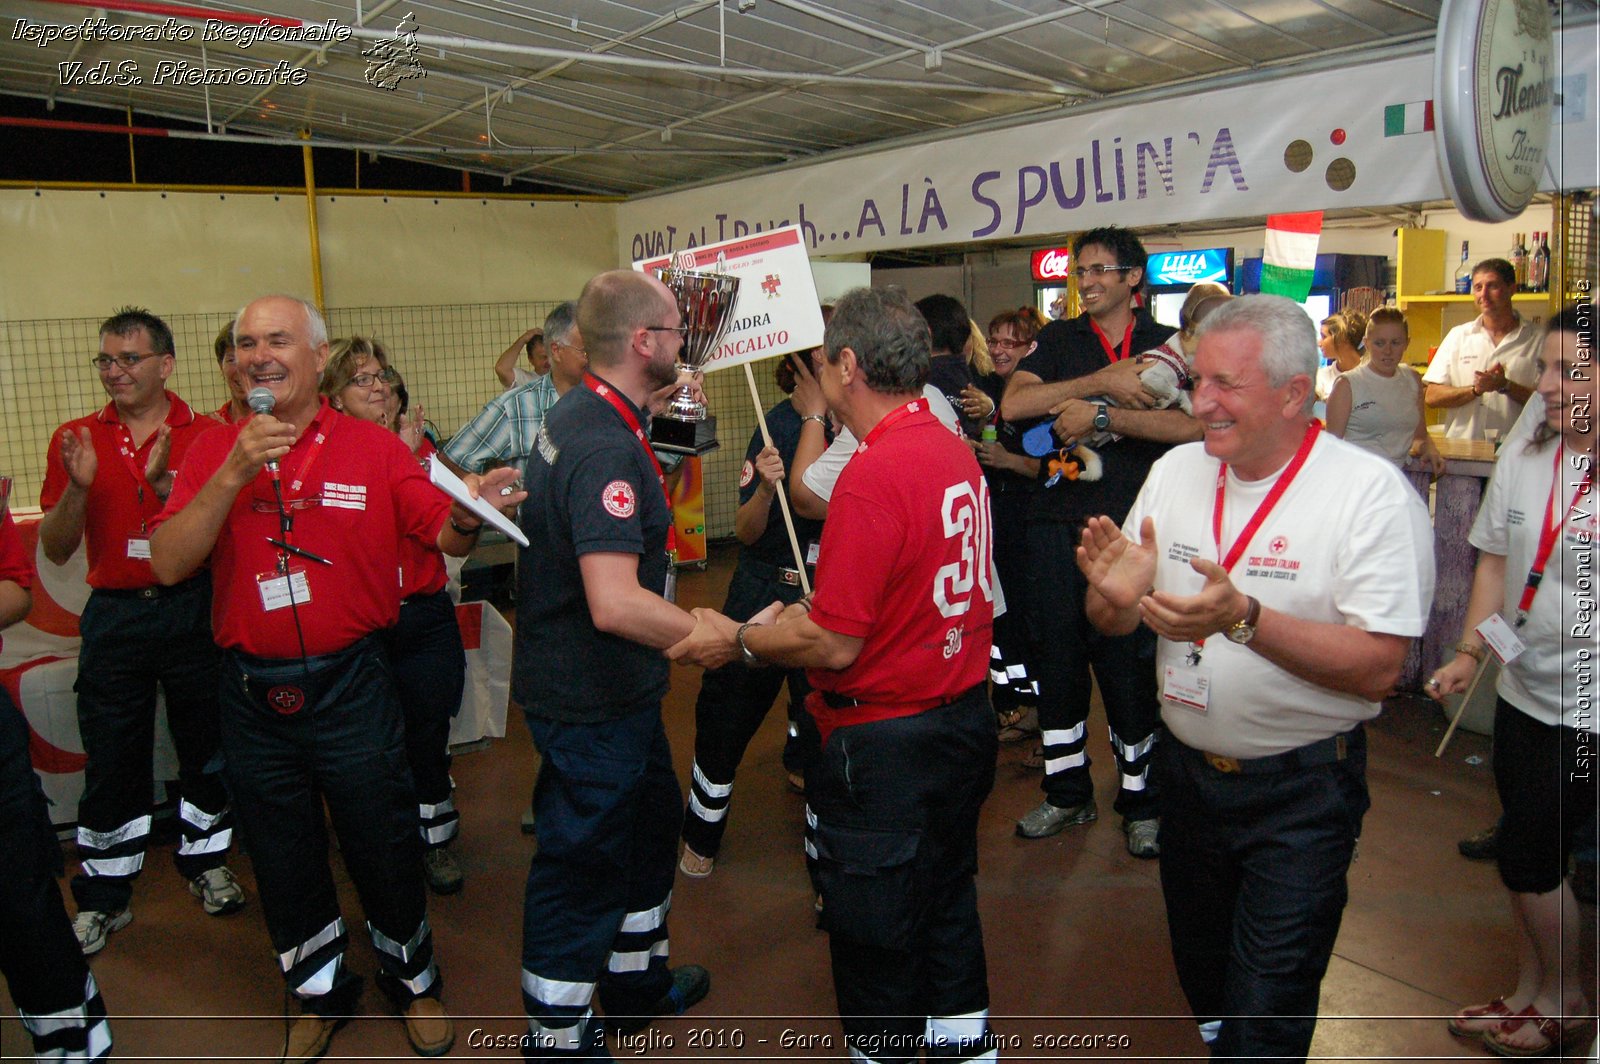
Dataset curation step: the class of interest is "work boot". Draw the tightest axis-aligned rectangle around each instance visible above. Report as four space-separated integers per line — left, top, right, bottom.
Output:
608 965 711 1035
403 996 455 1057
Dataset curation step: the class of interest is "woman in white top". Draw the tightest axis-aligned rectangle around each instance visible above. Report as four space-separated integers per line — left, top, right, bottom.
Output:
1325 307 1444 476
1428 306 1597 1057
1314 309 1366 400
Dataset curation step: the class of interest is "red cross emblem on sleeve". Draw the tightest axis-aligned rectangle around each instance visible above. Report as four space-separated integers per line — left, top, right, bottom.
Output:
602 480 637 518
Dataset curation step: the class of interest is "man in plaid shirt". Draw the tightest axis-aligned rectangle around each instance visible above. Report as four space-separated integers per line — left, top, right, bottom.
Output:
444 302 582 475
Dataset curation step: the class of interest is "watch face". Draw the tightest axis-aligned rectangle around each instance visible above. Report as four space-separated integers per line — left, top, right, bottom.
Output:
1225 624 1254 645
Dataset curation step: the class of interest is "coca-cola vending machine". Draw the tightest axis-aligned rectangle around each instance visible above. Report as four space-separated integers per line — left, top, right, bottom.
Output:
1030 246 1073 323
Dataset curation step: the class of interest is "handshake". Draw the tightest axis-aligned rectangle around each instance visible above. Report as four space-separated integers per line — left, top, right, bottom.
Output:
667 598 793 669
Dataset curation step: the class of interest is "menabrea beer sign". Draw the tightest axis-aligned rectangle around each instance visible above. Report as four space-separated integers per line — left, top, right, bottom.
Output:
1434 0 1555 221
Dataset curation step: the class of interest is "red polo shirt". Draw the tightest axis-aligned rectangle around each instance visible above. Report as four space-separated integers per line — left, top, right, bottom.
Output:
40 393 214 590
806 406 996 742
399 437 448 598
0 512 31 656
154 399 452 657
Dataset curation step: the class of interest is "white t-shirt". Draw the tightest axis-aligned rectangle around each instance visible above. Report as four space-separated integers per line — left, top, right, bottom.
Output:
800 384 960 502
1421 313 1541 440
1123 432 1435 758
1340 362 1423 467
510 366 546 389
1469 436 1597 727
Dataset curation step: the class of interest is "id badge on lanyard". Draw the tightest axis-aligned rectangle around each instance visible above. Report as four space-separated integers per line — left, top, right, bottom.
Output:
257 567 311 611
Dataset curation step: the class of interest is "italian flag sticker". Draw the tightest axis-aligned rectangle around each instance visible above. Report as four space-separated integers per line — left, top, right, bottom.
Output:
1384 100 1435 136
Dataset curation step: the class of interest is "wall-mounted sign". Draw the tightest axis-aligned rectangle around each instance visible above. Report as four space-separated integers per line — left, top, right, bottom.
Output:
1030 247 1072 282
1145 248 1234 286
1434 0 1555 222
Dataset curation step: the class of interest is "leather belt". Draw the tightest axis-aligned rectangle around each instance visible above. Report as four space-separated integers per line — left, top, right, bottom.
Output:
93 575 207 601
1196 728 1360 776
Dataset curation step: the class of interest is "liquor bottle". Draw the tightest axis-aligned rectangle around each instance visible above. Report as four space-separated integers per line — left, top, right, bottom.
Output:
1453 241 1472 293
1511 232 1528 289
1530 231 1551 292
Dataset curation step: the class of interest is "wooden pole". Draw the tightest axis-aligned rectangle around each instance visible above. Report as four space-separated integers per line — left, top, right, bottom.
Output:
743 361 811 596
1434 653 1493 758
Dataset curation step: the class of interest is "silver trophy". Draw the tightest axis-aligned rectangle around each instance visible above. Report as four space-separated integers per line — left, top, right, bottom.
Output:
652 263 741 455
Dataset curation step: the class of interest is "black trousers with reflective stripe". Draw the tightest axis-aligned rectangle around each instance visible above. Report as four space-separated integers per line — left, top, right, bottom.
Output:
72 581 229 912
384 589 466 848
807 687 997 1063
221 639 436 1014
0 687 110 1058
682 558 819 860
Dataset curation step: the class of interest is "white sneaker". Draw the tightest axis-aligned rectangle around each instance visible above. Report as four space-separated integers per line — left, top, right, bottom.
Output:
189 866 246 915
73 908 132 956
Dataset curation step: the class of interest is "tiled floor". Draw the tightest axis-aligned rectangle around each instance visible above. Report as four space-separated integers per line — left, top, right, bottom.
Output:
2 545 1594 1061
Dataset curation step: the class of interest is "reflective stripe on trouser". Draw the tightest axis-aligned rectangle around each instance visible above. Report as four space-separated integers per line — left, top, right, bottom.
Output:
176 797 234 858
75 815 151 880
220 639 435 1015
70 582 227 912
370 916 440 997
522 706 682 1059
20 972 113 1062
278 917 351 1000
1109 726 1158 799
419 796 460 847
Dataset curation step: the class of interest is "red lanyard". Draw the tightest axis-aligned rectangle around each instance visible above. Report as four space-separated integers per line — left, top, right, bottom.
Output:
110 422 161 533
282 419 330 497
1517 446 1594 623
858 400 923 452
1212 421 1322 573
585 374 676 553
1186 422 1321 662
1091 319 1135 363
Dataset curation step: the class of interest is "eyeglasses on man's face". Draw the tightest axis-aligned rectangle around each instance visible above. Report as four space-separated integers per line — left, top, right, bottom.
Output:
645 324 688 337
1072 265 1135 281
347 369 399 389
91 352 159 372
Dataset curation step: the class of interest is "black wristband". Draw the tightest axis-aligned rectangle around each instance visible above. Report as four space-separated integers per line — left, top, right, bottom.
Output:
449 516 483 537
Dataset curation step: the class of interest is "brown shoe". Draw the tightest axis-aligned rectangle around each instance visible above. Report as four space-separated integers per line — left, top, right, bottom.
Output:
285 1013 342 1064
403 996 455 1057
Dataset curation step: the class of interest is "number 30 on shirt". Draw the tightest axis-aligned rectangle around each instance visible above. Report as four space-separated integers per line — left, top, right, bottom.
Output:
934 480 994 619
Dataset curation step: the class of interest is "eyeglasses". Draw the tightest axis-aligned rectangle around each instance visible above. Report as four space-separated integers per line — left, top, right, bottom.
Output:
91 352 158 372
987 337 1030 350
645 325 688 337
1072 265 1135 281
348 369 398 389
250 495 323 515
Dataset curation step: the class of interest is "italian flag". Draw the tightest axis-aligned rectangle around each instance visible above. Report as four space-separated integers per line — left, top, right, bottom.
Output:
1384 100 1435 136
1260 212 1323 301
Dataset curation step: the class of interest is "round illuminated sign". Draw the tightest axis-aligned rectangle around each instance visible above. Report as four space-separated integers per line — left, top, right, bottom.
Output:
1434 0 1554 222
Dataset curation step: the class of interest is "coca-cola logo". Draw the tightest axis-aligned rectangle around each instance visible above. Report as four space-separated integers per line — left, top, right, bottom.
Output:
1031 248 1073 281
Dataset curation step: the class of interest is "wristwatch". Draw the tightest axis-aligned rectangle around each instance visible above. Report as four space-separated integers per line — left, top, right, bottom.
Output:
737 622 762 667
1092 403 1111 432
1225 596 1261 645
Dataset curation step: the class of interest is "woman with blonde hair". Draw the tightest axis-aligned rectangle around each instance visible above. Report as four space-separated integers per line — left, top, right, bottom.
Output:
1325 307 1445 477
1316 309 1367 400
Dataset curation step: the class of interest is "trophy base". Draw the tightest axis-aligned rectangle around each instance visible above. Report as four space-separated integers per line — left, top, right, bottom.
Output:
652 414 720 456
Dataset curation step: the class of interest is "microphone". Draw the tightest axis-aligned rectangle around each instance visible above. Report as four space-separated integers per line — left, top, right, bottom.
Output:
245 387 280 475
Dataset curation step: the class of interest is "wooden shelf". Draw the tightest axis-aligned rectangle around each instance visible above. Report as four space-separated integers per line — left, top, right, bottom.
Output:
1397 292 1553 305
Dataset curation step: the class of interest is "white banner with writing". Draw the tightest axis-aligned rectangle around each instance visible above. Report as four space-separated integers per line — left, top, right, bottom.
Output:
618 29 1595 262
